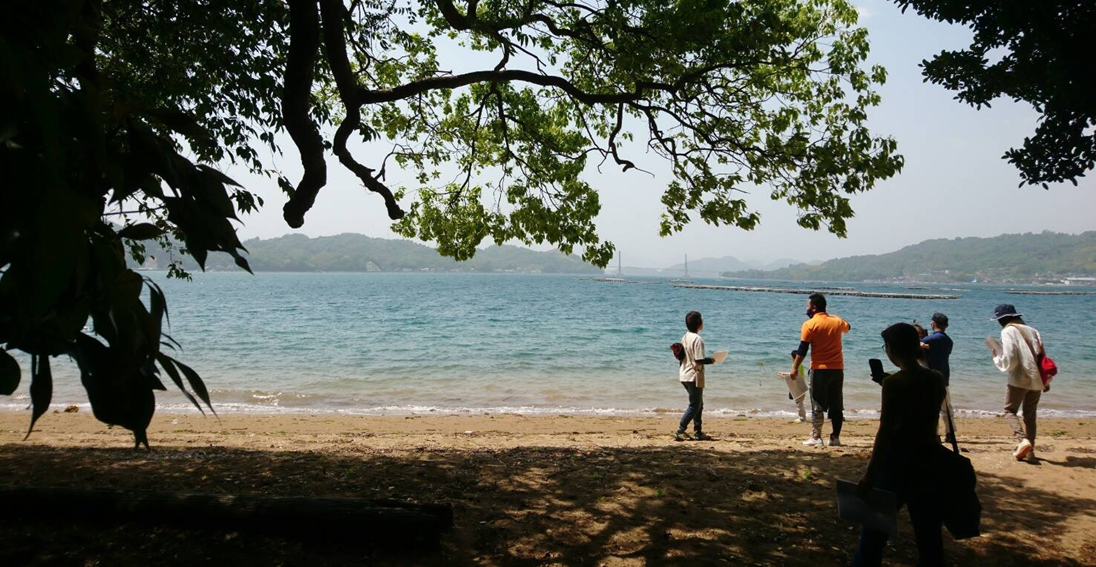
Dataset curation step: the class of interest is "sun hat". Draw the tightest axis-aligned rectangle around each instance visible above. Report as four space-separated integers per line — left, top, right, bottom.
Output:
992 304 1022 321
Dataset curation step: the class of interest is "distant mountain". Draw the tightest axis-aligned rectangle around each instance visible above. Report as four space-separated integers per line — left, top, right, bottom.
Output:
722 231 1096 283
133 233 602 274
667 255 752 274
760 258 805 271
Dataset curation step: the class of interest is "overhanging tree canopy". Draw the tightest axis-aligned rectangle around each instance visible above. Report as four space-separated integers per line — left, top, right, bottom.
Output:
894 0 1096 186
0 0 900 446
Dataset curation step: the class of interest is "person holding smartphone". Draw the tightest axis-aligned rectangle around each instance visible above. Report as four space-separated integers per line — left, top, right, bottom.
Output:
855 323 947 566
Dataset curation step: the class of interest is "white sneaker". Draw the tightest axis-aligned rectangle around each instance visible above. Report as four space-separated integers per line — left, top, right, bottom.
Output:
793 417 805 423
802 436 824 447
829 437 843 447
1013 439 1033 461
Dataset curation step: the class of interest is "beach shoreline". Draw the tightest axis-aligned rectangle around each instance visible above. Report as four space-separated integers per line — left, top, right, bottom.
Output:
1 412 1094 565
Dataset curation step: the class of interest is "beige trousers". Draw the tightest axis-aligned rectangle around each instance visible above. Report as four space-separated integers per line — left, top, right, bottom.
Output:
1004 384 1041 446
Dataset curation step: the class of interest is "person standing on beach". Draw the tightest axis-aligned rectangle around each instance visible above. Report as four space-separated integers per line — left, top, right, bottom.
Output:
790 293 850 447
854 323 947 566
921 313 956 443
912 322 929 367
676 311 715 442
777 350 809 422
990 304 1045 461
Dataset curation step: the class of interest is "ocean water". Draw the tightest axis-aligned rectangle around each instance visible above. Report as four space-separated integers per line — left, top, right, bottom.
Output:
6 272 1095 418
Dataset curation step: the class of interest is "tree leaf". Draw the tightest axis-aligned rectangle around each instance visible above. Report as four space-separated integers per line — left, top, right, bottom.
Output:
154 353 203 415
118 223 165 241
171 357 217 417
25 354 52 440
0 350 20 396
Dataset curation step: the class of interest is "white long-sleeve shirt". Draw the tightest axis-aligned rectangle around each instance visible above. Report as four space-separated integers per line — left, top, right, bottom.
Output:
993 324 1044 391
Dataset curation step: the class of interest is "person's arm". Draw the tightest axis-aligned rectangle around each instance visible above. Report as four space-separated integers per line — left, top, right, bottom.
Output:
993 327 1018 372
858 379 896 496
790 341 809 379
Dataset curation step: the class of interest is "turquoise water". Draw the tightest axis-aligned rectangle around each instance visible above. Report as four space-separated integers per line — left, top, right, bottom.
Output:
7 272 1096 417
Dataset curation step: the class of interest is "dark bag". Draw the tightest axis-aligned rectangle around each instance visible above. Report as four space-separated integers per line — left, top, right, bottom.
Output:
937 408 981 539
670 342 685 362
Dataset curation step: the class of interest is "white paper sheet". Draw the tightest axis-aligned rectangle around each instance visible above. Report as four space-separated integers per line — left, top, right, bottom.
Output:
984 336 1002 353
836 479 899 537
712 350 729 365
779 372 809 400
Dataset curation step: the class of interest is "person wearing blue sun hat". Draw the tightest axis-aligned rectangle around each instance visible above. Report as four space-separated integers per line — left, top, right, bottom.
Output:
989 304 1045 462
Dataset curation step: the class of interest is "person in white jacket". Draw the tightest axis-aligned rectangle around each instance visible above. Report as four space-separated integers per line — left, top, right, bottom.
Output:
989 304 1045 461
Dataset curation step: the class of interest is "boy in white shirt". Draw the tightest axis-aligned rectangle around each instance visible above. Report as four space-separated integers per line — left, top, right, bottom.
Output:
676 311 715 441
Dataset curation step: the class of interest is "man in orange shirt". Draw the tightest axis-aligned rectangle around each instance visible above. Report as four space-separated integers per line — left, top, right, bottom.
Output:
789 293 851 447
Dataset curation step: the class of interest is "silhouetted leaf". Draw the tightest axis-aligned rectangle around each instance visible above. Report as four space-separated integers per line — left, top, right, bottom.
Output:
25 354 52 440
155 353 203 415
172 358 216 417
145 278 170 329
118 223 165 241
0 350 20 396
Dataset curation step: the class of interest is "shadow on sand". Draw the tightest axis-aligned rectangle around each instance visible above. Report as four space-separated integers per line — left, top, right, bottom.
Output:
0 442 1092 565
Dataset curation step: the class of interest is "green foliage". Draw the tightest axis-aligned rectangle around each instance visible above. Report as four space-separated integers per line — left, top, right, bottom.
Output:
3 0 903 445
364 0 903 264
1 0 253 446
134 234 602 274
893 0 1095 186
726 231 1096 282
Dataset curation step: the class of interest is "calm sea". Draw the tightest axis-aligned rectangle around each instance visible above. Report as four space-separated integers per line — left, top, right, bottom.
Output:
6 273 1095 418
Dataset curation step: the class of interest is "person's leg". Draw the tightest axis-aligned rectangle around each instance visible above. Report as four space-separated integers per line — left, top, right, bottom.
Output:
1004 385 1026 441
809 371 829 440
852 526 889 567
795 393 807 421
1022 388 1041 447
854 466 902 567
828 370 845 440
693 387 704 434
906 490 945 566
941 387 956 440
678 382 697 434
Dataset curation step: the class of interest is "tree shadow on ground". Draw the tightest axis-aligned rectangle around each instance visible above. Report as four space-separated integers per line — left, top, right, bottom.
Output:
0 442 1092 566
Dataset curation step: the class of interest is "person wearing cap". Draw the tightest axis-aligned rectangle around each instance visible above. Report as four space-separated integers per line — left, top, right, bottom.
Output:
989 304 1045 461
921 313 955 443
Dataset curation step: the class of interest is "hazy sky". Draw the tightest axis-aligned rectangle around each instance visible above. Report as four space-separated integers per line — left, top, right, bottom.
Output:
228 0 1096 268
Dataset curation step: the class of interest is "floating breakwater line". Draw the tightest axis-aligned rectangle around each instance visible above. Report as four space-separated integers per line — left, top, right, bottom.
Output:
674 284 959 300
1004 290 1096 296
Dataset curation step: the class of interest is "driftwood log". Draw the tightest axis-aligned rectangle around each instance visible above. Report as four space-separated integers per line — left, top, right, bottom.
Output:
0 485 452 544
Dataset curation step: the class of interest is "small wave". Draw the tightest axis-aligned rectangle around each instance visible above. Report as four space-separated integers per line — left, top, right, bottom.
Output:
0 402 1077 419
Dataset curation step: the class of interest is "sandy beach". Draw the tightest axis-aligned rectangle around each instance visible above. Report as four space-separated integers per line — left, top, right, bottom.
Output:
1 411 1094 565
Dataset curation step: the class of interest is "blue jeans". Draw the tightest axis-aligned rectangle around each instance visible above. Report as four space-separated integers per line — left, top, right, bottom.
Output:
853 454 944 566
678 382 703 433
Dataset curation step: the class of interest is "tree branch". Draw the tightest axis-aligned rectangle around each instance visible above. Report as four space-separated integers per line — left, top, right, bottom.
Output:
355 69 673 105
281 0 327 229
320 0 404 220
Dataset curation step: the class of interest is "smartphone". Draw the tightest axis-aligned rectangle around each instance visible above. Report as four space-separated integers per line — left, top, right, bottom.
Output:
869 358 885 385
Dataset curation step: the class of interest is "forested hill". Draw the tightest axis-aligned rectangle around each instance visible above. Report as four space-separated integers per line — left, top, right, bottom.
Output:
135 233 602 274
723 232 1096 283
